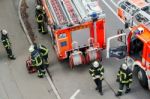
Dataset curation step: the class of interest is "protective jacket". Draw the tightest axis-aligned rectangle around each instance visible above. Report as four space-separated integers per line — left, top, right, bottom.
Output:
117 68 132 84
89 64 104 80
31 50 43 67
39 45 48 57
36 14 44 23
1 35 11 48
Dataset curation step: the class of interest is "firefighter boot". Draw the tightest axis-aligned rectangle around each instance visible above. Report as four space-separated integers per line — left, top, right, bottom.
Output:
99 91 103 95
125 88 131 94
115 92 122 97
41 69 46 75
95 87 98 90
37 71 44 78
8 55 16 60
38 73 44 78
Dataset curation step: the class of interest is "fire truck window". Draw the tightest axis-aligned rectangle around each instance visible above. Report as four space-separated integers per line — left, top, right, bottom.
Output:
130 38 143 60
58 33 66 39
60 41 67 47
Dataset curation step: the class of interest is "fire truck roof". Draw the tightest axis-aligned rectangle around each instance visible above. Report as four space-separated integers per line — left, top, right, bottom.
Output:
134 24 150 42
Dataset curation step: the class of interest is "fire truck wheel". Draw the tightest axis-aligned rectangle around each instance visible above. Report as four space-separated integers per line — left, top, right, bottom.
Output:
137 67 148 88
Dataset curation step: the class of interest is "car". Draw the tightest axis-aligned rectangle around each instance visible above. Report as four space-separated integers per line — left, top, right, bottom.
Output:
117 0 150 21
134 10 150 24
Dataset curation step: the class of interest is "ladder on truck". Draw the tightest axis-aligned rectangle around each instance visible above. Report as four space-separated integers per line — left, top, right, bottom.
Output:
50 0 68 25
62 0 79 24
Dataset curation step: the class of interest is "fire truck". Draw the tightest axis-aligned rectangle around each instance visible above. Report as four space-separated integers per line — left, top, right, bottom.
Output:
40 0 106 68
117 0 150 22
106 22 150 90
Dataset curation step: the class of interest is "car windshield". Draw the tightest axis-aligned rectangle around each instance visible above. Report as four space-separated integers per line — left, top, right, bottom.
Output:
141 6 150 15
135 13 149 23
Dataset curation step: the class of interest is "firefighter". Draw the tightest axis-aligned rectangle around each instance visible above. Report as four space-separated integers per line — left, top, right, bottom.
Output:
35 5 47 34
89 61 104 95
116 63 133 96
33 43 49 67
1 29 16 60
35 5 45 17
36 0 42 5
29 45 45 78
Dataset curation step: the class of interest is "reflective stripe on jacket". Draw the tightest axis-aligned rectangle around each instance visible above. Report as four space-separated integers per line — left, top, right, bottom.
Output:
31 50 42 66
1 35 11 48
36 14 44 23
89 64 104 80
39 45 48 56
117 68 132 84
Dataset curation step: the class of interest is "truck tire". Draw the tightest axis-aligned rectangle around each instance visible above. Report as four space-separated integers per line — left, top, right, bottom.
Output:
137 67 148 88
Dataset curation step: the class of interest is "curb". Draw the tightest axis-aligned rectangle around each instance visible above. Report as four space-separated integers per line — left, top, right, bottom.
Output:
18 0 62 99
18 0 33 45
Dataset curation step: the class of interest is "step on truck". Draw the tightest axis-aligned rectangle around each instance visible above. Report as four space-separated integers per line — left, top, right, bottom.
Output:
107 22 150 90
40 0 106 68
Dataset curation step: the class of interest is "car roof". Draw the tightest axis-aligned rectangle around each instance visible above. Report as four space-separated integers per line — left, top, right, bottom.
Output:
134 24 150 42
128 0 149 8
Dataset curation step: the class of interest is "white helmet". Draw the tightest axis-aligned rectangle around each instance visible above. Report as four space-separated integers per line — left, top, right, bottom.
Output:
122 63 128 70
1 29 8 35
93 61 99 68
36 5 41 10
29 45 34 53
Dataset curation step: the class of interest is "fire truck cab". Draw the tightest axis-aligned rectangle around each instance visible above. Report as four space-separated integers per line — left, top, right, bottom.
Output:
117 0 150 21
41 0 105 68
107 22 150 89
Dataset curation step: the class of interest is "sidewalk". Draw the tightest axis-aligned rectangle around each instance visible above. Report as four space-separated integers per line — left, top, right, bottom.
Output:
0 0 56 99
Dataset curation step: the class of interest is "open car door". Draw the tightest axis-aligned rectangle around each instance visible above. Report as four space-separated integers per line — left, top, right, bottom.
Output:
106 29 127 59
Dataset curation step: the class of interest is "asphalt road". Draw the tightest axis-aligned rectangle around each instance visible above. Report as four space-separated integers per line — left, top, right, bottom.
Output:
0 0 56 99
26 0 150 99
0 0 149 99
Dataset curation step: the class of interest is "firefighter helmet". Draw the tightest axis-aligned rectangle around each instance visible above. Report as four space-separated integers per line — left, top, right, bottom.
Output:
36 5 41 10
122 63 128 70
1 29 8 35
93 61 99 68
29 45 34 53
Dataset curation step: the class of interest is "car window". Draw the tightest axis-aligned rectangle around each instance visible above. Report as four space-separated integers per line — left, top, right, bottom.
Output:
141 6 150 15
120 4 127 10
135 13 149 23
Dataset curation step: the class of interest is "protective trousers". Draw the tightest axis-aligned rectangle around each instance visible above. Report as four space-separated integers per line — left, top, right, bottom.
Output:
43 54 49 67
36 64 45 77
6 47 13 58
94 78 102 93
38 22 46 34
118 83 130 94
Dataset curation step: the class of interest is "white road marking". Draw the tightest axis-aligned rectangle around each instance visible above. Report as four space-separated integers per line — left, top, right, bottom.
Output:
70 89 80 99
46 72 62 99
18 0 62 99
110 0 118 7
